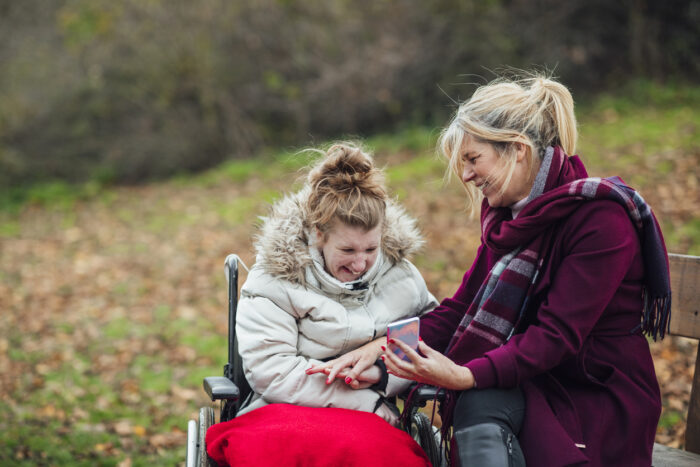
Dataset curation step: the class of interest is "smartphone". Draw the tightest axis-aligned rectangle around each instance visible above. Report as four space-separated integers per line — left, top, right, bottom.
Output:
387 316 420 362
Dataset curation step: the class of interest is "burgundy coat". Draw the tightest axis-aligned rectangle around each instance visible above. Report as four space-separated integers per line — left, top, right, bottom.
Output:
421 164 661 466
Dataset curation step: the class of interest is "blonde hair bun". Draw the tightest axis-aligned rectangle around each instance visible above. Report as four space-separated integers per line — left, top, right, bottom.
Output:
306 142 387 232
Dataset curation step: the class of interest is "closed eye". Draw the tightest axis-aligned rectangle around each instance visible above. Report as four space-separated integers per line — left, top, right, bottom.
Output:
461 153 479 163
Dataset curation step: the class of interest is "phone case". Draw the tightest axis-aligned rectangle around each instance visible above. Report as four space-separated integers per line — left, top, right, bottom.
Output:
387 316 420 362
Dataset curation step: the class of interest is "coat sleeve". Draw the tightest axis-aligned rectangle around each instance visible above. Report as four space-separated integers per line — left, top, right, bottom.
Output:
466 202 642 388
236 293 381 413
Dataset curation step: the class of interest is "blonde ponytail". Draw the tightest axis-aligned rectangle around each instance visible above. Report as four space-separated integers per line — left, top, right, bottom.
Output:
527 77 577 155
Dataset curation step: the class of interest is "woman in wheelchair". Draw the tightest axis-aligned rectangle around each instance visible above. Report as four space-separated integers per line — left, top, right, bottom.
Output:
233 142 437 422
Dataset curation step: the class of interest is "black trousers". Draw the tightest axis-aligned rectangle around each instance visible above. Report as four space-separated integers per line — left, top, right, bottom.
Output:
453 387 526 466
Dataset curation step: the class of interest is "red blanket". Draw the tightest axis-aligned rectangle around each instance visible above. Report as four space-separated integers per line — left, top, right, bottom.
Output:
206 404 431 466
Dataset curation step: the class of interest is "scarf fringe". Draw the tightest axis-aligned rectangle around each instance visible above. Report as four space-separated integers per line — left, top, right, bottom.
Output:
641 290 672 341
398 384 420 428
438 390 455 465
441 422 452 466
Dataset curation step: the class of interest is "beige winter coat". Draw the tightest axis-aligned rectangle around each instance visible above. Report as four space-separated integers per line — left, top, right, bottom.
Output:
236 186 438 415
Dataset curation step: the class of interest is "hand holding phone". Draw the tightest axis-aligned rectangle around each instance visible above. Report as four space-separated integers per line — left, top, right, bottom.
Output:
387 317 420 362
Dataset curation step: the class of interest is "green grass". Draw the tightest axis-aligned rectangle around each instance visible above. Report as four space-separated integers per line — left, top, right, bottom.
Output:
175 146 315 189
582 79 700 114
0 418 119 466
666 218 700 256
385 155 444 185
0 218 20 236
658 410 683 429
366 125 440 154
0 180 107 213
213 189 281 225
1 300 225 465
577 81 699 166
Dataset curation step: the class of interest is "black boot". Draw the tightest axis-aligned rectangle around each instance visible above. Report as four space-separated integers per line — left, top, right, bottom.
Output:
454 422 526 467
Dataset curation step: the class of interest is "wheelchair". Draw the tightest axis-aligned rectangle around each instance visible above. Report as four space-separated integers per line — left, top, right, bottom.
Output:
185 254 445 467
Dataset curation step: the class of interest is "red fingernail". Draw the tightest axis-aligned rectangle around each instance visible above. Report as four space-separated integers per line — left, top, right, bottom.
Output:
345 377 352 384
380 355 385 361
388 339 395 344
380 345 386 351
418 337 423 341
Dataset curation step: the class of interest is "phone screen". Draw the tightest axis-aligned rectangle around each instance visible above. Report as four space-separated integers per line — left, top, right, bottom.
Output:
387 317 420 361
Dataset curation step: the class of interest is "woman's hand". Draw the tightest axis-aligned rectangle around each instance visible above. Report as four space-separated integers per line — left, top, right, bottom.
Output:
382 338 475 391
306 337 386 385
337 364 381 390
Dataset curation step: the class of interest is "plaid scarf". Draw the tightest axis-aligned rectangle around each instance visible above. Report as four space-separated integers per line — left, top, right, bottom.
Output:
444 147 671 370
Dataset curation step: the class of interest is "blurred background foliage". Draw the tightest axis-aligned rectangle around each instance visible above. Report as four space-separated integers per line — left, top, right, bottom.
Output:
1 0 698 189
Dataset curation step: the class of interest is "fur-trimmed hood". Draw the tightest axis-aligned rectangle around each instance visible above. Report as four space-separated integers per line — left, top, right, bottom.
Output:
253 186 425 285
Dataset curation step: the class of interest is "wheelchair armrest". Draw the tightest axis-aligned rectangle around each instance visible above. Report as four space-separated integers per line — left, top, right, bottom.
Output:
203 376 240 401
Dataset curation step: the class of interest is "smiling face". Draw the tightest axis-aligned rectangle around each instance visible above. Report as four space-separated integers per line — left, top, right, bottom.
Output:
459 136 536 208
316 221 382 282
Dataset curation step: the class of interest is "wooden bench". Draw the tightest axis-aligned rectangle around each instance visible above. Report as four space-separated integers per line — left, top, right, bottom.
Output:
651 253 700 466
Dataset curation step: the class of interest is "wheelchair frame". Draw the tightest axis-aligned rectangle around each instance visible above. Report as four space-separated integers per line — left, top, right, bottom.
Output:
185 254 444 467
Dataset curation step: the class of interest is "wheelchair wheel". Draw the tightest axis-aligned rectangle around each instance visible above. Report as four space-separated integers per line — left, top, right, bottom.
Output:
198 407 215 467
408 411 442 467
